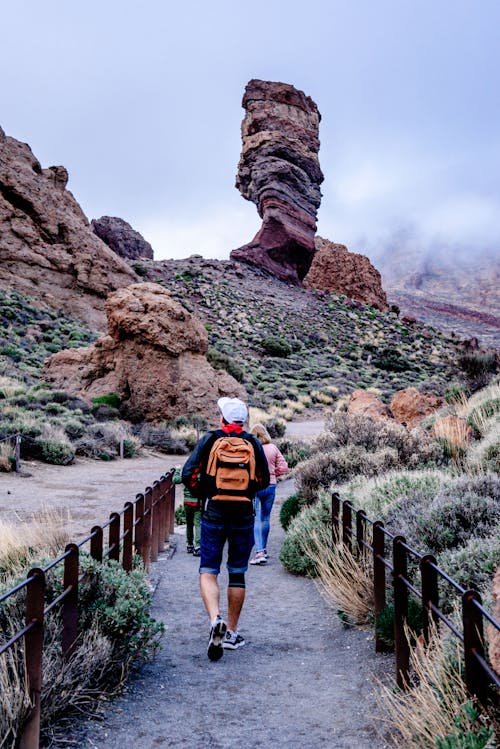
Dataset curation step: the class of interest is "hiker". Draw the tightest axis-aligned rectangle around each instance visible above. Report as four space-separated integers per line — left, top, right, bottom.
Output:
249 424 289 566
173 465 201 556
182 397 270 661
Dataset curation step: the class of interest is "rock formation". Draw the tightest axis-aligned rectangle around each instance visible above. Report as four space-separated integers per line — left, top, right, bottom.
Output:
231 79 323 284
303 238 389 311
346 390 393 420
390 387 443 428
0 127 137 329
43 282 246 422
91 215 154 261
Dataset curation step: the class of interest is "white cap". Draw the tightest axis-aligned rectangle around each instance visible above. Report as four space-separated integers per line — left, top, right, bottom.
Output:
217 397 248 424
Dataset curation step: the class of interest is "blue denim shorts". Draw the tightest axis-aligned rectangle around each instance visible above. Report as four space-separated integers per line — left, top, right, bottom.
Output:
199 500 254 575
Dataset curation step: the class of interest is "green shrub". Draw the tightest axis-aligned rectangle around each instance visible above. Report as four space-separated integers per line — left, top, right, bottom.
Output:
280 494 302 530
279 494 331 576
435 701 495 749
175 504 186 525
38 439 75 465
266 417 286 438
207 348 246 382
277 438 312 468
375 597 423 649
261 336 292 358
91 393 121 409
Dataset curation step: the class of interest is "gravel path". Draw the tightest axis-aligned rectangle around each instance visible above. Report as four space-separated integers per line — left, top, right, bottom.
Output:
73 477 392 749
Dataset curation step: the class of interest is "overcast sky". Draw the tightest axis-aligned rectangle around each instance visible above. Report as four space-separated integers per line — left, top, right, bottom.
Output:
2 0 499 263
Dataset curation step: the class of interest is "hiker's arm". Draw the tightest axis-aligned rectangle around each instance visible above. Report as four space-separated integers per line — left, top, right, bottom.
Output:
275 448 289 477
181 433 213 496
253 438 270 489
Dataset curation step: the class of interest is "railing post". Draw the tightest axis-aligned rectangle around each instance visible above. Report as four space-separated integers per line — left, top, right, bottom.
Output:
62 544 79 659
135 493 145 557
356 509 367 557
168 475 175 535
90 525 103 562
420 554 439 645
142 487 153 571
331 492 340 545
15 433 21 473
462 589 487 704
150 481 160 562
158 476 167 552
123 502 134 572
108 512 120 562
342 501 352 552
20 568 45 749
373 521 386 653
393 536 410 689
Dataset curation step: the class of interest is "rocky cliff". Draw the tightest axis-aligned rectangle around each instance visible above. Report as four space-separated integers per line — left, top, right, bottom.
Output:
231 79 323 285
43 282 246 422
304 237 388 310
91 215 154 261
0 128 137 329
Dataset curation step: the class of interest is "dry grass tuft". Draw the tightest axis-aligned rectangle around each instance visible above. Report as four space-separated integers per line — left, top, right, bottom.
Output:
301 527 374 626
0 442 14 472
0 644 31 748
0 508 71 579
378 621 495 748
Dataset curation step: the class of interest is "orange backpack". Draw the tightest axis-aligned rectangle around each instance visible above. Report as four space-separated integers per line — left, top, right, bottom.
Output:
206 436 256 501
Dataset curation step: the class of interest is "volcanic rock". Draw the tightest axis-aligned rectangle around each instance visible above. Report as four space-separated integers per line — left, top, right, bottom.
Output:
390 387 443 428
303 238 389 311
346 390 393 420
231 79 323 285
91 215 154 261
0 127 137 328
43 282 246 422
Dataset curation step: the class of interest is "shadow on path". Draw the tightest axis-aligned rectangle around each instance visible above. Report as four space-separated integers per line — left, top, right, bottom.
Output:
76 478 391 749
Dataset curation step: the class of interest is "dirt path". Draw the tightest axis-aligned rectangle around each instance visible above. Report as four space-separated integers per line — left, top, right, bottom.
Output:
73 477 391 749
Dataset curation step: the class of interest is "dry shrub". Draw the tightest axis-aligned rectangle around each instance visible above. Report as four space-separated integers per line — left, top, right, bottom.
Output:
0 442 14 472
0 644 31 749
301 527 374 626
378 621 495 748
0 509 71 579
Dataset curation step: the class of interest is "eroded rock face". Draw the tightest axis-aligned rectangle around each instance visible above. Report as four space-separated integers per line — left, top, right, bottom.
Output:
0 127 137 328
390 388 443 428
43 283 246 422
231 79 323 284
346 390 393 420
303 238 389 311
91 215 154 261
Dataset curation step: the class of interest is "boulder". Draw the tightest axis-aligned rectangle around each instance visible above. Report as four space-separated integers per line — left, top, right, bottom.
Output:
303 237 388 311
231 79 323 285
390 387 443 428
0 127 137 328
43 282 246 422
346 390 393 420
91 215 154 261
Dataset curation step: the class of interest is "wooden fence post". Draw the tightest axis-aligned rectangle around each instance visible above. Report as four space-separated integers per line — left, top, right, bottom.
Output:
108 513 120 562
62 544 79 659
20 568 45 749
393 536 410 689
331 492 340 545
90 525 103 562
373 521 386 653
122 502 134 572
462 589 487 703
420 554 439 645
342 501 352 552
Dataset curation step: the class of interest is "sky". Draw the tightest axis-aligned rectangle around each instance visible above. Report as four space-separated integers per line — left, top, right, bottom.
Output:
2 0 500 264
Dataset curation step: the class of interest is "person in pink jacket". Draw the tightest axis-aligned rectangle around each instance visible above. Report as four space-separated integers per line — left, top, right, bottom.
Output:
249 423 289 565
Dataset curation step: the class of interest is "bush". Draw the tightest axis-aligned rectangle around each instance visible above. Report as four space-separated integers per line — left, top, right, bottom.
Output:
279 494 331 576
206 348 246 382
39 439 75 465
91 393 121 409
175 504 186 525
138 423 189 454
375 598 424 649
261 336 292 358
266 417 286 438
280 494 302 530
277 438 312 469
457 350 498 392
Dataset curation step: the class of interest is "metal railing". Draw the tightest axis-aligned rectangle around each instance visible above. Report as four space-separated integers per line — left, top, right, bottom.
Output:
0 469 176 749
331 492 500 703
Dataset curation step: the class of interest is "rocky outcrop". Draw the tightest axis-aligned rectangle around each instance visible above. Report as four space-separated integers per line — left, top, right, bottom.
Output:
0 127 138 329
231 79 323 285
346 390 393 420
390 387 443 428
43 282 246 422
303 238 389 311
91 215 154 261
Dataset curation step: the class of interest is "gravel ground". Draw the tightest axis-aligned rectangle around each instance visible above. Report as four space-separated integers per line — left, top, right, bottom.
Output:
70 477 392 749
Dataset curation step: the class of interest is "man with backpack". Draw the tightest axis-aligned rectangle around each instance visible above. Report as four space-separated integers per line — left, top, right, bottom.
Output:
182 397 270 661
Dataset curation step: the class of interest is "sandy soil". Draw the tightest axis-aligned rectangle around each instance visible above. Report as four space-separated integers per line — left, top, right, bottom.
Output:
0 418 325 539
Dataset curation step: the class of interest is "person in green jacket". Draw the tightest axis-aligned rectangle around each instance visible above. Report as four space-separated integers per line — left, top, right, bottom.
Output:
173 465 202 555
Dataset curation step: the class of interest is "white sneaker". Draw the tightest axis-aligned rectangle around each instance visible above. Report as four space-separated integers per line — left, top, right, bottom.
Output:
249 551 267 565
